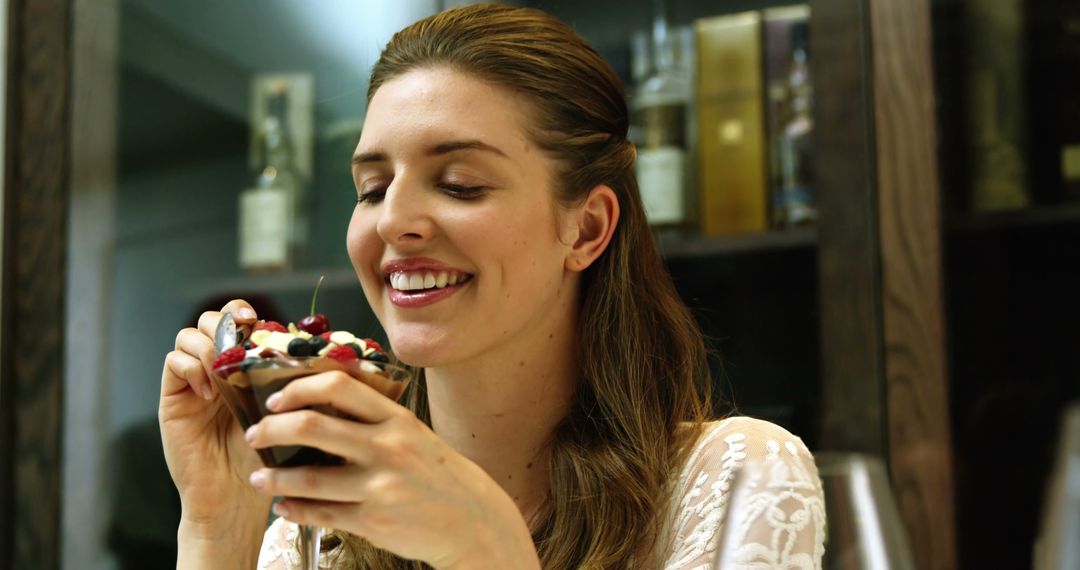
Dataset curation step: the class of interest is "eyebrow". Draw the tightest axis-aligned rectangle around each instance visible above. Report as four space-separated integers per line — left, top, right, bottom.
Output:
351 140 509 166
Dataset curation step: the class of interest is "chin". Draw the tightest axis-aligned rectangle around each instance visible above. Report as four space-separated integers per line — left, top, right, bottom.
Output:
383 322 460 368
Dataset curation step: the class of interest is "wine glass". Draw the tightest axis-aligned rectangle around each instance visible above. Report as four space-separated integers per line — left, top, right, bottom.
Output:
815 452 916 570
212 314 414 569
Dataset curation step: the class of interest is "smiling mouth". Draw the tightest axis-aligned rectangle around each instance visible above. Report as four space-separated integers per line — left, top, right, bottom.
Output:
387 270 474 293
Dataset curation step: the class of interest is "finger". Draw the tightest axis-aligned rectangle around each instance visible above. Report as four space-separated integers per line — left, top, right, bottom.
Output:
267 370 402 424
246 409 371 463
249 465 370 502
162 350 213 400
221 298 258 325
272 497 362 531
196 299 258 339
175 327 219 395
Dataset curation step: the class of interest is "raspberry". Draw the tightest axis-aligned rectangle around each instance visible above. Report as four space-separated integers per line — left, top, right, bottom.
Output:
254 320 288 333
326 344 358 363
363 338 384 353
212 345 246 373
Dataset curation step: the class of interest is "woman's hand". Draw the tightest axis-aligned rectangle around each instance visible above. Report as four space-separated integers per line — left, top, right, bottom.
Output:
243 372 541 569
159 299 271 536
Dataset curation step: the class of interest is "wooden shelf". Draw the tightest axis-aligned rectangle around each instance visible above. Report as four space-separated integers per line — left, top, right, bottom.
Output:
658 227 817 259
949 202 1080 232
189 228 818 299
188 266 360 301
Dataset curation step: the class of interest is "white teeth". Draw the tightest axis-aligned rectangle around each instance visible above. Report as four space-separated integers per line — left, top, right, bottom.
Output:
390 270 470 291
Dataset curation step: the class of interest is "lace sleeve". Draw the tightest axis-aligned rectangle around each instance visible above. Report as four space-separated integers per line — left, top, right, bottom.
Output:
660 417 826 570
257 516 340 570
257 516 300 570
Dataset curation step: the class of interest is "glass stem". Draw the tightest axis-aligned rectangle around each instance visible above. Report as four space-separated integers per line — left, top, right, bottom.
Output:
300 524 323 570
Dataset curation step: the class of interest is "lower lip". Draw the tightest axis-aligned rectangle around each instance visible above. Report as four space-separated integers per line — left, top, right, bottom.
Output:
387 281 468 308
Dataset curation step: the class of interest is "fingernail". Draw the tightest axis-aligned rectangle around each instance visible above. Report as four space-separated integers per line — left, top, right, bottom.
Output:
201 385 214 400
266 392 282 411
245 425 258 444
238 308 256 319
249 470 267 489
272 502 289 517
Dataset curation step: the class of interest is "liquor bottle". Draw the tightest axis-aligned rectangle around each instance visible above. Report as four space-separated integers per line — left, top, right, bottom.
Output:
239 85 308 271
773 22 817 227
633 0 691 228
695 11 767 235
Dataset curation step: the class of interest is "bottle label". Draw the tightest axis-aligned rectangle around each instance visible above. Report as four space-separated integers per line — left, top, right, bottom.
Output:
1064 144 1080 182
637 146 686 225
636 103 686 148
239 186 289 268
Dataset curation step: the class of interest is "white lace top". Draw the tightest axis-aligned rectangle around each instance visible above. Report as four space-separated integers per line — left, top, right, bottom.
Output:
257 416 826 569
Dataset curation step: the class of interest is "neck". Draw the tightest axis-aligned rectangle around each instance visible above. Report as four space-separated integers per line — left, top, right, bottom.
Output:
424 285 579 521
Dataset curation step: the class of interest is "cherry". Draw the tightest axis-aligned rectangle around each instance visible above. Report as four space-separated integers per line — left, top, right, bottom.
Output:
298 313 329 335
298 275 330 335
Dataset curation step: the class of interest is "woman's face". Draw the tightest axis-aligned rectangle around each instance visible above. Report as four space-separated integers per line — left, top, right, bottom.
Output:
348 67 577 368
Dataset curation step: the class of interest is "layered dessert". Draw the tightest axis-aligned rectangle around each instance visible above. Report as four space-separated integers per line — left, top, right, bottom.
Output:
211 312 409 468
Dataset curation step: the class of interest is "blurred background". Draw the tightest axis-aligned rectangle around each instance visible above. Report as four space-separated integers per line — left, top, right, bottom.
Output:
1 0 1078 568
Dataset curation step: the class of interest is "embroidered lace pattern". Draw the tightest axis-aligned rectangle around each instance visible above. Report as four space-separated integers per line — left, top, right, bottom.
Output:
258 517 333 570
257 417 825 569
658 417 826 569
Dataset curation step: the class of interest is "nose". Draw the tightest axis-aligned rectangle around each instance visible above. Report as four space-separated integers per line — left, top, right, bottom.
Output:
375 179 436 245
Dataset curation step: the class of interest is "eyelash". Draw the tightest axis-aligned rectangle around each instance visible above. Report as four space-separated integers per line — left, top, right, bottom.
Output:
356 183 487 204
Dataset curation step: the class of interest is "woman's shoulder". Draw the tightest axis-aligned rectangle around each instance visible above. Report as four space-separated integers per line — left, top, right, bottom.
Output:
683 415 816 473
658 416 826 569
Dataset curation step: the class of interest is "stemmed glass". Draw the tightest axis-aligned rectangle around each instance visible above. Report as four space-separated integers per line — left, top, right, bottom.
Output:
211 312 413 569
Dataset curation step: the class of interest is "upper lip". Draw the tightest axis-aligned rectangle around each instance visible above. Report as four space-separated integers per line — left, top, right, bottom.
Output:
380 257 472 278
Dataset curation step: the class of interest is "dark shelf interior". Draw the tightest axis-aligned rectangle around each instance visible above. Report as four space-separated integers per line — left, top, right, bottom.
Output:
945 222 1080 570
666 245 821 448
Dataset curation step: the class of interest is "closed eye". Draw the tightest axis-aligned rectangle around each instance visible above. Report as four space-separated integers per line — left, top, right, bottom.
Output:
357 188 387 204
438 183 488 199
356 183 489 206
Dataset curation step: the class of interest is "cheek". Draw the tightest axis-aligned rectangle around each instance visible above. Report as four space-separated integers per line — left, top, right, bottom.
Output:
346 208 379 275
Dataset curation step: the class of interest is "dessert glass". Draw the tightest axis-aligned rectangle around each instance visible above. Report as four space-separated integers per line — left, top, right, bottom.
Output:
211 319 412 570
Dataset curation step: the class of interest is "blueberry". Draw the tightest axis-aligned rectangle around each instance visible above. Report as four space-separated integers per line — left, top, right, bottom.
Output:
243 340 255 350
288 337 314 357
309 336 328 352
349 343 365 359
366 352 389 363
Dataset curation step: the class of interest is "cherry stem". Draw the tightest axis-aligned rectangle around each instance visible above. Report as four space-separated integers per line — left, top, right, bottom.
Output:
310 275 325 316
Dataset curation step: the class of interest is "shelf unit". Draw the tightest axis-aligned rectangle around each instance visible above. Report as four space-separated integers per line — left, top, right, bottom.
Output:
949 201 1080 233
658 227 816 258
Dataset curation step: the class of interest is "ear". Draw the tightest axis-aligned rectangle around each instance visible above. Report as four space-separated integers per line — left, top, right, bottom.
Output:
565 184 620 272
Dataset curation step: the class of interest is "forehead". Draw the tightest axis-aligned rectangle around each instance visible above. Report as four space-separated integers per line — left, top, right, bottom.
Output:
359 67 534 156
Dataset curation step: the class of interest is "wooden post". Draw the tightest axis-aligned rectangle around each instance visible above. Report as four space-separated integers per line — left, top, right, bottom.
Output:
814 0 887 454
869 0 958 567
0 0 71 568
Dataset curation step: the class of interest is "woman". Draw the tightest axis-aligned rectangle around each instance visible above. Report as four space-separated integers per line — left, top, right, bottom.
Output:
161 4 825 569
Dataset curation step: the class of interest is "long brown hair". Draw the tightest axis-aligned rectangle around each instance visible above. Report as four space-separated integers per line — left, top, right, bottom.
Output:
327 4 715 568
